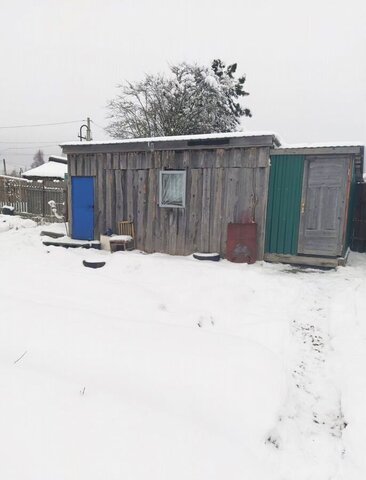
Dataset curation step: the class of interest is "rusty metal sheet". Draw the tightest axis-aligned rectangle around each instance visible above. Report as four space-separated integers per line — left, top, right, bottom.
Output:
226 223 257 264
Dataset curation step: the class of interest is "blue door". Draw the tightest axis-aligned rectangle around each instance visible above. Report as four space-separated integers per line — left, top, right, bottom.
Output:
72 177 94 240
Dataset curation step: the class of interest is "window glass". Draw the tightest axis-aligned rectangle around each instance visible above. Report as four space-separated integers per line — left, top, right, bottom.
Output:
160 171 186 208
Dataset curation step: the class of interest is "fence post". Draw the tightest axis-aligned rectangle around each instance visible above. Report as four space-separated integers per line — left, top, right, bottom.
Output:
42 182 45 217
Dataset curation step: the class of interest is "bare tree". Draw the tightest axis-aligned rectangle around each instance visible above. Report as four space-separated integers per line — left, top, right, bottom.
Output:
106 60 252 138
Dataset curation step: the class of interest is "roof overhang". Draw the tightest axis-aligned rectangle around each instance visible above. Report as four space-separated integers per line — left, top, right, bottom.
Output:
270 144 364 156
61 132 281 155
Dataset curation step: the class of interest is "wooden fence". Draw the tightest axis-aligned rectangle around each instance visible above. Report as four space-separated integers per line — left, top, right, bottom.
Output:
0 176 66 221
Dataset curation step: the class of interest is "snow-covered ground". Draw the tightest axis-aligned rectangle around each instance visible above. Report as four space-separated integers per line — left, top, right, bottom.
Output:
0 215 365 480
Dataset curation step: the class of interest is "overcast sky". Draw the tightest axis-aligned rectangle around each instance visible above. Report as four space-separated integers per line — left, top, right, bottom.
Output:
1 0 365 171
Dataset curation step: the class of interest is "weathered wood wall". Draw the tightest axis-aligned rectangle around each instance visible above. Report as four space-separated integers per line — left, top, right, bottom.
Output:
68 147 270 258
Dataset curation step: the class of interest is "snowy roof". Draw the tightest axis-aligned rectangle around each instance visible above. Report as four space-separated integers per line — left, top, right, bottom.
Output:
61 131 279 147
61 131 281 154
22 161 67 179
0 174 30 182
277 141 364 149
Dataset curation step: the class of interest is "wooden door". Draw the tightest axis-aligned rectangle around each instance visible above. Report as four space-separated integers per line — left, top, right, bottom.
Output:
298 156 351 256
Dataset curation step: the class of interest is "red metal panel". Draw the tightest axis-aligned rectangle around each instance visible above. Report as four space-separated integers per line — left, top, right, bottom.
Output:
226 223 257 264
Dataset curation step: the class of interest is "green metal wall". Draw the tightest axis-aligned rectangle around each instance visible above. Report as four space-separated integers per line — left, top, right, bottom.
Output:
265 155 305 255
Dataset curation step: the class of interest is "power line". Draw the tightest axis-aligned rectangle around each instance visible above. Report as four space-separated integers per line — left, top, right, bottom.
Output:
91 120 106 130
0 140 63 144
1 152 61 156
1 144 59 151
0 119 84 129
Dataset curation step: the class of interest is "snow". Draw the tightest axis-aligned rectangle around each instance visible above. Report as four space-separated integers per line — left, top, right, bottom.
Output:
109 234 133 241
22 161 67 179
41 234 99 246
61 131 279 147
0 174 30 182
279 141 364 149
1 215 366 479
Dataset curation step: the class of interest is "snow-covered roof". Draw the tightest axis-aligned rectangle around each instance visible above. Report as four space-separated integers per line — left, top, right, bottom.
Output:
61 131 280 147
22 161 67 179
0 174 30 182
278 141 364 149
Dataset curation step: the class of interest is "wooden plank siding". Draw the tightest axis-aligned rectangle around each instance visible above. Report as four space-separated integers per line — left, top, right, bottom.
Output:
67 147 270 258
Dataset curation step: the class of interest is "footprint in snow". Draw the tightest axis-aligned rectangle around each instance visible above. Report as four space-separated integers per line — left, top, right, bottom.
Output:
197 315 215 328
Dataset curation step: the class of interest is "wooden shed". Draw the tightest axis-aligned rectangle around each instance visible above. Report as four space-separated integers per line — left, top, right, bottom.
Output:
264 144 364 267
61 132 279 260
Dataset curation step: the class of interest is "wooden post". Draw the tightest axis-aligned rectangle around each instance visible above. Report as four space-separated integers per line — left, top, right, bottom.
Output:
42 182 45 217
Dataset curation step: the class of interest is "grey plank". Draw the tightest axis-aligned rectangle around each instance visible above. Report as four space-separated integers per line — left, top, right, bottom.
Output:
76 154 84 176
119 153 128 170
136 170 147 249
112 153 119 169
200 168 211 252
209 168 225 254
115 169 124 225
96 153 106 236
145 169 157 253
126 169 134 221
90 154 97 176
105 153 113 170
187 169 202 253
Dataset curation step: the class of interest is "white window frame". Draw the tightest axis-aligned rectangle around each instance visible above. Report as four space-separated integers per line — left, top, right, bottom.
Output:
159 170 186 208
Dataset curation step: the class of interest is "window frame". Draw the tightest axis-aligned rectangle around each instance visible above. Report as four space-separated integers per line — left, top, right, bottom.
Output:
159 169 187 209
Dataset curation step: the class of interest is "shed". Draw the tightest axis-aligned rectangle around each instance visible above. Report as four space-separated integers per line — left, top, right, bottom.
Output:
264 144 364 267
61 132 279 259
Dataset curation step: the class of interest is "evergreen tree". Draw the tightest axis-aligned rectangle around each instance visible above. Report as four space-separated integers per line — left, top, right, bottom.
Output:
31 149 45 168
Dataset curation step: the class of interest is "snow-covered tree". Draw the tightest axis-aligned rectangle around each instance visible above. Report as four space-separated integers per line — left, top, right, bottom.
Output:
9 169 20 177
106 60 252 138
31 149 45 168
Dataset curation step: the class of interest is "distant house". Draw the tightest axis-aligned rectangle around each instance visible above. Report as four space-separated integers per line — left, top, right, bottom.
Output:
22 156 67 181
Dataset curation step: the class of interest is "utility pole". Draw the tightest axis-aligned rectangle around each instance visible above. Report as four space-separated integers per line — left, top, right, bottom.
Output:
78 117 92 142
3 158 6 175
86 117 91 141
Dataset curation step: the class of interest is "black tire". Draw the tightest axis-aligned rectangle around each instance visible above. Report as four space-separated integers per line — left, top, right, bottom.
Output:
40 231 65 239
193 253 220 262
82 260 106 269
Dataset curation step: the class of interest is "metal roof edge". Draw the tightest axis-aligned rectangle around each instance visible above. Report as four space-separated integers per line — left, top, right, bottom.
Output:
270 145 364 156
61 132 280 154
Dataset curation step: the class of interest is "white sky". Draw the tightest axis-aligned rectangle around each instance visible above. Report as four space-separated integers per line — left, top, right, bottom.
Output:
0 0 365 171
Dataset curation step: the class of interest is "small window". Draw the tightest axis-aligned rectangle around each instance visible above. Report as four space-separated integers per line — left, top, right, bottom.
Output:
159 170 186 208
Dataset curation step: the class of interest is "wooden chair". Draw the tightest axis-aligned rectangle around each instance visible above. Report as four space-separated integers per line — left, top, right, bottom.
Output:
118 221 135 238
108 221 135 252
